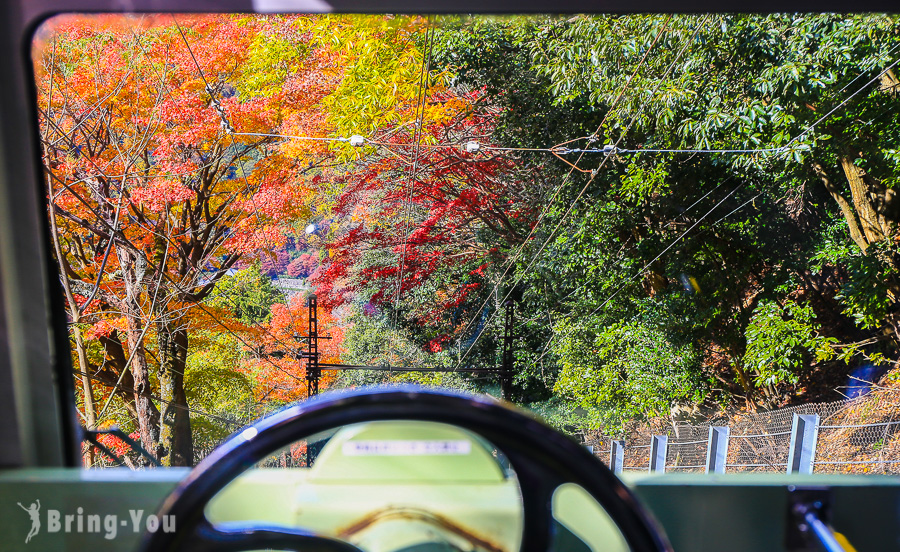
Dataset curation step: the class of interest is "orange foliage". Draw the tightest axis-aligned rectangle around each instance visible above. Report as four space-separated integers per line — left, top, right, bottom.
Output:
33 14 356 454
245 295 344 403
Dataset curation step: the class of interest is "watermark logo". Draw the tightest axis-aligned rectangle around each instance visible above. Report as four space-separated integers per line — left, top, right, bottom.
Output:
17 501 175 543
16 500 40 544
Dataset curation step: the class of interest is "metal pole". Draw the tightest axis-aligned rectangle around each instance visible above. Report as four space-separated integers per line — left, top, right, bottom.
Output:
304 296 323 464
787 414 819 474
306 294 320 397
610 440 625 474
706 426 730 474
650 435 668 473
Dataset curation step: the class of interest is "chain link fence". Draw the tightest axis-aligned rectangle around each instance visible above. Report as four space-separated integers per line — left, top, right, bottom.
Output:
583 389 900 475
665 438 707 472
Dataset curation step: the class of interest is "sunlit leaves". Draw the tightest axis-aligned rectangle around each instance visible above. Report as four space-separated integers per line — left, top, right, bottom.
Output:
317 16 434 140
743 300 836 388
553 316 705 432
838 242 900 330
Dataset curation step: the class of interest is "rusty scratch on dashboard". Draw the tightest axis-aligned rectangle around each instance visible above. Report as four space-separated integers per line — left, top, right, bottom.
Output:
336 507 507 552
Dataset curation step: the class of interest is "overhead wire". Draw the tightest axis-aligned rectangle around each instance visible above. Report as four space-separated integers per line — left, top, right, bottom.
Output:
60 174 324 394
545 178 729 313
48 41 191 418
528 31 900 365
56 16 441 429
43 17 673 383
228 37 900 161
52 92 309 422
530 180 761 367
828 40 900 99
38 77 147 317
781 51 900 150
230 131 352 144
44 23 224 327
446 17 681 368
173 16 313 386
588 182 742 315
55 16 900 413
96 242 170 420
73 368 243 427
69 19 316 403
388 21 434 365
170 18 403 399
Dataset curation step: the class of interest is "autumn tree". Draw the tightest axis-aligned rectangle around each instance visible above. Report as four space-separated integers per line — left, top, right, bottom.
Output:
245 294 344 404
36 14 343 465
312 87 552 365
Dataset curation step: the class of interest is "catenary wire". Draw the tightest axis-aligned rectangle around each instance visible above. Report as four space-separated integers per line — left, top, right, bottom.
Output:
389 22 434 363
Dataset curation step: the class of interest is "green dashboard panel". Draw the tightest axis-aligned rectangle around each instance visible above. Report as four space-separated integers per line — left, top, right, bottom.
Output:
626 472 900 551
0 468 187 552
0 469 898 551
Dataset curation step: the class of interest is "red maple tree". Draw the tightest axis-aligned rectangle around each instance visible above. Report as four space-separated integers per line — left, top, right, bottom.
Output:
314 90 543 331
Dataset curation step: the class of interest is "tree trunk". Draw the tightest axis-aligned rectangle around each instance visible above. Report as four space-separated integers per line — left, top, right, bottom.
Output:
46 174 98 466
732 361 752 395
73 327 96 424
156 311 193 467
814 162 870 252
117 244 162 464
818 153 900 349
123 312 161 463
816 152 898 254
879 68 899 95
73 325 97 466
95 332 147 425
839 156 891 244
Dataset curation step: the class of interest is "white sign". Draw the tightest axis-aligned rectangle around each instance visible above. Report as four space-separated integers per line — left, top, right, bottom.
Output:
342 440 471 456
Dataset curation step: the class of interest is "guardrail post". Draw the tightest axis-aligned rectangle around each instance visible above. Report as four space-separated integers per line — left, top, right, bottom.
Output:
706 426 729 474
650 435 668 473
787 414 819 474
610 440 625 474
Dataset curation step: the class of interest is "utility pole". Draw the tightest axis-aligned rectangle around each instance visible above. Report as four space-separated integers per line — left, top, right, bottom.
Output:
301 294 324 466
284 292 518 400
306 294 320 397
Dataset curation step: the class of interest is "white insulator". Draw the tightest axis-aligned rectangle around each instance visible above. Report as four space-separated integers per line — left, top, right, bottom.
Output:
465 141 481 153
349 135 365 147
602 144 617 155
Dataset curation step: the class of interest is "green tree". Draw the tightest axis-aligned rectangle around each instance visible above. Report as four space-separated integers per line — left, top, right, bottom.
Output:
209 265 283 326
742 300 836 391
553 316 705 432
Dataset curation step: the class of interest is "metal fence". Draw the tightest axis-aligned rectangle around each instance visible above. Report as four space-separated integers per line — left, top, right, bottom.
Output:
584 396 900 475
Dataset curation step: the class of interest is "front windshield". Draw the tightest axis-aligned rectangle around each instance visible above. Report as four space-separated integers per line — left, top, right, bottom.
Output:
33 13 900 474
